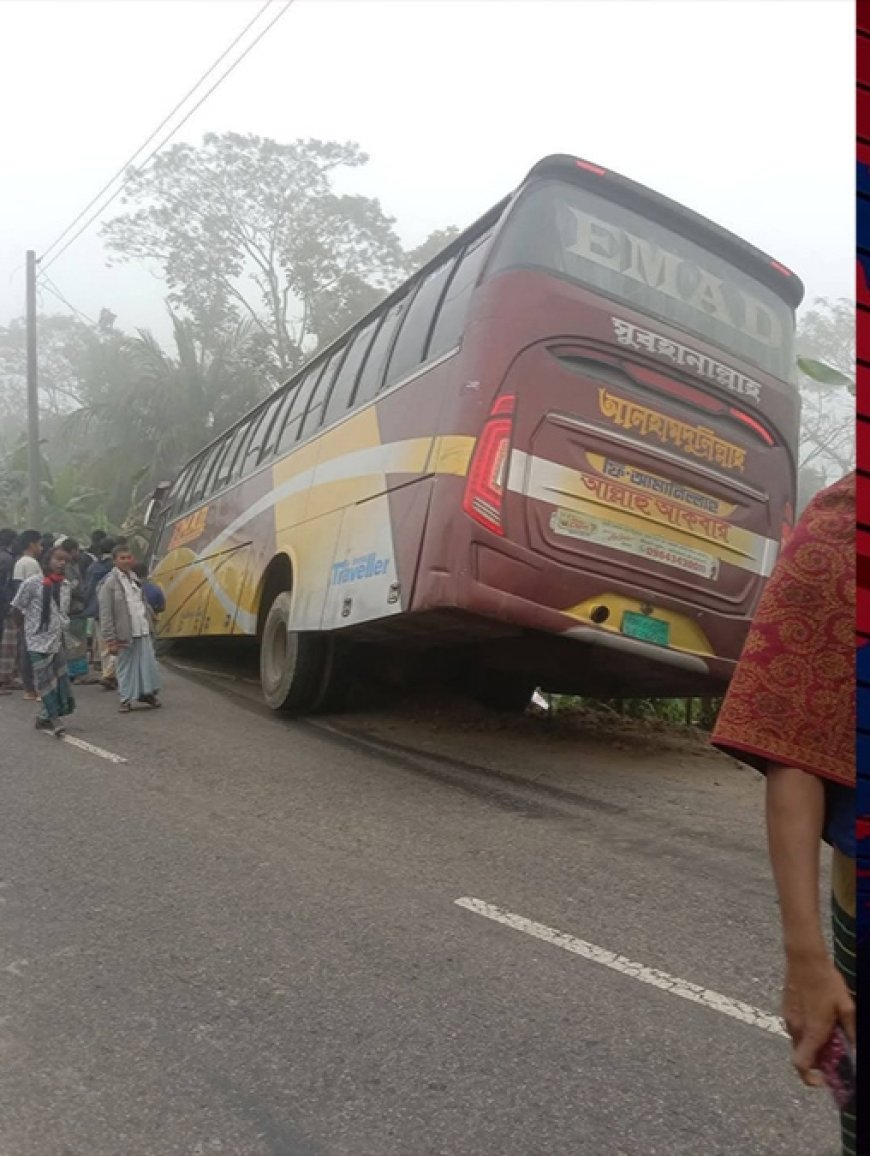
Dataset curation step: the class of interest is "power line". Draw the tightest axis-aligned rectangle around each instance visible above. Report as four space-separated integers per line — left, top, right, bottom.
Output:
38 0 295 277
38 275 98 326
38 0 276 269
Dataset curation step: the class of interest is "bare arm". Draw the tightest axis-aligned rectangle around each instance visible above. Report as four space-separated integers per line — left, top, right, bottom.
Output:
766 765 855 1083
767 765 827 957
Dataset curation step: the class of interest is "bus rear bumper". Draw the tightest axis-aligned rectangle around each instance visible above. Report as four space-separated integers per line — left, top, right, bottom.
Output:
562 621 710 675
450 574 733 696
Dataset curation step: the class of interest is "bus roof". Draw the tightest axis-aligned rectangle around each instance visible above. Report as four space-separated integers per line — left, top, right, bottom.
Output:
178 154 803 477
525 154 805 310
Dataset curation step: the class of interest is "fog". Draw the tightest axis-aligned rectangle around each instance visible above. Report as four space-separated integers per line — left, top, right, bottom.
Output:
0 0 854 333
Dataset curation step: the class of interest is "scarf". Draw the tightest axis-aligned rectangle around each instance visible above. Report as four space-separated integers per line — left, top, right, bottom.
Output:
712 472 855 787
39 571 66 632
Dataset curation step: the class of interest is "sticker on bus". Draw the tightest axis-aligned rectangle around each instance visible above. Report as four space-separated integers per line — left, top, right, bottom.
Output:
168 506 209 552
597 388 747 473
610 317 763 404
330 552 391 586
588 454 735 517
550 507 720 580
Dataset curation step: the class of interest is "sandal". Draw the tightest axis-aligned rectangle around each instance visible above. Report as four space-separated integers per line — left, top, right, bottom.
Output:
118 700 132 713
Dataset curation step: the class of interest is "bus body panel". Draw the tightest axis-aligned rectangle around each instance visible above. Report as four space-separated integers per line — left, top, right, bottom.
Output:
148 153 804 702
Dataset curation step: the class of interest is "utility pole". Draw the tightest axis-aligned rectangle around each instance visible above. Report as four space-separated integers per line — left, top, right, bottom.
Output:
25 249 40 525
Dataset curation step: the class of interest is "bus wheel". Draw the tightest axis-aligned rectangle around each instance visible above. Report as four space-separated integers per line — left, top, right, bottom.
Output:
260 592 325 713
471 670 535 713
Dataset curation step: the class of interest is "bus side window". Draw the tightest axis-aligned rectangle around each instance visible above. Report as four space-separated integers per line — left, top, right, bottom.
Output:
212 422 250 492
383 260 456 389
201 435 231 499
427 229 494 361
227 418 257 486
300 347 345 439
277 368 320 453
172 463 196 515
352 297 409 407
188 443 222 507
240 396 280 478
260 384 296 461
322 319 379 428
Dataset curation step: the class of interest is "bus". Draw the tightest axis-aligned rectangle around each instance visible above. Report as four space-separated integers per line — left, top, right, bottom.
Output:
146 153 804 713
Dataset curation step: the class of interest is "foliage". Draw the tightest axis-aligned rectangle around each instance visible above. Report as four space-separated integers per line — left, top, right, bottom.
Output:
405 227 461 273
0 307 270 531
0 437 107 536
797 357 853 391
795 297 854 508
65 312 269 524
101 134 407 379
795 297 854 380
1 136 461 534
0 313 98 436
549 695 722 730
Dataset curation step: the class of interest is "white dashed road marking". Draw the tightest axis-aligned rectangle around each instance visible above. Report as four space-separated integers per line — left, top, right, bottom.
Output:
61 736 128 765
455 896 787 1038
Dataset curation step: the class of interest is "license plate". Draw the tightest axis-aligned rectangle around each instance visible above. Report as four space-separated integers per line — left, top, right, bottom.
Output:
621 611 669 646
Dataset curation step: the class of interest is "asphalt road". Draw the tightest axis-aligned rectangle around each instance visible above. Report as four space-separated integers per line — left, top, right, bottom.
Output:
0 659 839 1156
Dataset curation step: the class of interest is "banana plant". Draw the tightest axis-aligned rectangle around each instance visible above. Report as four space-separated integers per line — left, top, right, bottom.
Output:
797 356 855 393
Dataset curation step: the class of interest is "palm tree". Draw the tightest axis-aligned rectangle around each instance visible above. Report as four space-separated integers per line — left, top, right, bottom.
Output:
66 312 269 524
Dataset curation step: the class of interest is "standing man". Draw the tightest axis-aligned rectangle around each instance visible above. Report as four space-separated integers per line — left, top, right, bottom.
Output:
10 544 75 736
80 529 106 583
98 545 161 712
7 530 42 700
712 473 855 1156
13 529 42 583
82 537 116 689
0 528 16 694
58 538 90 682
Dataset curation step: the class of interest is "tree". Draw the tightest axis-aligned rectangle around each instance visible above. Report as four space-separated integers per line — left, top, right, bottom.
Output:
0 304 270 529
794 297 854 508
0 436 106 535
101 134 406 379
67 312 268 523
405 226 461 273
0 313 98 439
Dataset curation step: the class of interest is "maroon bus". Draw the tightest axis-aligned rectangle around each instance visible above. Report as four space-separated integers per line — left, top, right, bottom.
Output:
149 154 803 711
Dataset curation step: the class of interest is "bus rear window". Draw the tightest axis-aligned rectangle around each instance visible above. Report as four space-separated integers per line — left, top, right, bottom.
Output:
488 180 795 381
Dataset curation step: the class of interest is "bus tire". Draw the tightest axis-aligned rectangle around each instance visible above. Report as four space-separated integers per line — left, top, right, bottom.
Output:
260 592 325 713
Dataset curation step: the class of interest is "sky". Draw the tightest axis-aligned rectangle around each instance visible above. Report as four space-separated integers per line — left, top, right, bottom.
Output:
0 0 855 341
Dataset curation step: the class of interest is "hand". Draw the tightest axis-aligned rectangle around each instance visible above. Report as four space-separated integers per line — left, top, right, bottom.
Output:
782 953 856 1086
107 642 125 655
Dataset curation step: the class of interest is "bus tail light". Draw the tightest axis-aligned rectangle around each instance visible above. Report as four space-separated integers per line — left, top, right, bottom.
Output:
728 406 775 446
463 395 515 536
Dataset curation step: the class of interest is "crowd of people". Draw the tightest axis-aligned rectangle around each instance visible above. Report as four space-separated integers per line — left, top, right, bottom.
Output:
0 527 165 736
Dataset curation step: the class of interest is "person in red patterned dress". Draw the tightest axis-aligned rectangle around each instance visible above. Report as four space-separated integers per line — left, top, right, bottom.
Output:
712 472 856 1156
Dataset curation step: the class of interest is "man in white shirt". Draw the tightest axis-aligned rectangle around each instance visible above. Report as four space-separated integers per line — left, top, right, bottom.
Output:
98 545 161 712
12 530 42 583
1 530 42 698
